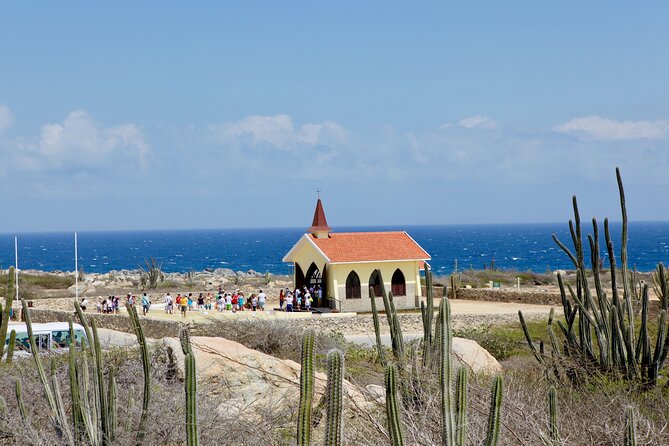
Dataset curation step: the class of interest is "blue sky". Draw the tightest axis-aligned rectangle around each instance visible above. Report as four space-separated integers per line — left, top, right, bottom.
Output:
1 1 668 232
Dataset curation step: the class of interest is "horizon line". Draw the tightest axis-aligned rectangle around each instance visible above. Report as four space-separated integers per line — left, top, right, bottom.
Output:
2 219 668 237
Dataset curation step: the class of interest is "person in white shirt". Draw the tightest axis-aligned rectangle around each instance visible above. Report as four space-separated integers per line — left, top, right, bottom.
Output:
304 291 312 311
285 293 294 312
164 293 173 314
257 290 266 311
304 291 313 311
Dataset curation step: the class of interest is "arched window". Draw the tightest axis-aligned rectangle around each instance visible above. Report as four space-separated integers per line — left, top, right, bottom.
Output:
346 271 361 299
391 269 406 296
305 262 322 287
369 270 383 298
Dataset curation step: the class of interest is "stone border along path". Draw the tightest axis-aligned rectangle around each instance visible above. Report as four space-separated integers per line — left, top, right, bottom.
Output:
27 299 552 339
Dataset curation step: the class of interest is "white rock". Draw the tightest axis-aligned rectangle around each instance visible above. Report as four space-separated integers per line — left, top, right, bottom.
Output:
364 384 385 402
160 336 368 412
452 337 502 375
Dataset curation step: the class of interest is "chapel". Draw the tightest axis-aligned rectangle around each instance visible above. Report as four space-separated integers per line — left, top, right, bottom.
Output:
282 198 431 312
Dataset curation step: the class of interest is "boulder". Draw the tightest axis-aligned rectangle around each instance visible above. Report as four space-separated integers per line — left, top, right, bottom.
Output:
452 337 502 375
160 336 368 413
364 384 385 403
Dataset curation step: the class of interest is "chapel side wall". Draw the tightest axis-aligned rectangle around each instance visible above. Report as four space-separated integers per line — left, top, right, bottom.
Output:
334 261 420 312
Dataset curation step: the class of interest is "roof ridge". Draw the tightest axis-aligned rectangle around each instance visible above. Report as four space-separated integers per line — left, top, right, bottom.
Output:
329 231 406 236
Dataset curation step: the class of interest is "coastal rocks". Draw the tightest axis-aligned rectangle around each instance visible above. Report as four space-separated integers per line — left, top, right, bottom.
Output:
160 336 368 413
452 337 502 375
213 268 237 277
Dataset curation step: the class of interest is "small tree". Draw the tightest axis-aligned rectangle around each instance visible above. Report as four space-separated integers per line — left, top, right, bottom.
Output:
139 258 165 290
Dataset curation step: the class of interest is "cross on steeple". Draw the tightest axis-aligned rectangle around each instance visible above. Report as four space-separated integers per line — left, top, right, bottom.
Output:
316 188 321 199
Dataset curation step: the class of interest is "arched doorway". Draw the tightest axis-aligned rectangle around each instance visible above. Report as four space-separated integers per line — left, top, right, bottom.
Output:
305 262 322 288
346 271 361 299
295 263 305 289
304 262 328 308
369 270 383 298
391 269 406 296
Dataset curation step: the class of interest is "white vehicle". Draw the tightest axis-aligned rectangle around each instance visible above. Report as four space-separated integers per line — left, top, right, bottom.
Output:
3 322 88 358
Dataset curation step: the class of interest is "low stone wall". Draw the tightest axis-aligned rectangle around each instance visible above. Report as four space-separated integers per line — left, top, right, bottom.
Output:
420 285 445 299
449 288 561 305
26 307 545 338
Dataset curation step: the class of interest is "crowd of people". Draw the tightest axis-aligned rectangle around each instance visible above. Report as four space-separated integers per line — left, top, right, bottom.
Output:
84 284 324 317
161 289 269 316
85 292 154 316
278 284 322 312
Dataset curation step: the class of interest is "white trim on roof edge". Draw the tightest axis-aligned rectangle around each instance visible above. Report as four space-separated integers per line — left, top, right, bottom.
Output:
281 234 331 263
402 230 431 260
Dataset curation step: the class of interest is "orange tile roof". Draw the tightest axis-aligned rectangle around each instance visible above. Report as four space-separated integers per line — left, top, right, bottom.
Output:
309 231 430 263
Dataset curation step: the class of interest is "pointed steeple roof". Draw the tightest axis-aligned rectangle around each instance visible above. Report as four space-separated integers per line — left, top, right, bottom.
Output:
308 198 331 236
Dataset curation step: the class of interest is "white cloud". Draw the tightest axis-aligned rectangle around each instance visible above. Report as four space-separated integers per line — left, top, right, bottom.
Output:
554 115 669 141
458 115 498 130
0 104 15 133
209 114 347 149
28 110 150 170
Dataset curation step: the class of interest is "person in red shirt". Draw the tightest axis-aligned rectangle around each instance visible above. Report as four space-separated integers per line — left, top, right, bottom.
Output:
232 294 239 313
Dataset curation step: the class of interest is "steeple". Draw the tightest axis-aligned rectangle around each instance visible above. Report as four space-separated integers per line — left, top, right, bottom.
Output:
308 198 331 239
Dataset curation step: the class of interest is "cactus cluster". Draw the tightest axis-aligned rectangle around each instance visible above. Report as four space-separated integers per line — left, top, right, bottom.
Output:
519 168 669 387
295 329 346 446
12 298 151 445
369 267 504 446
543 385 638 445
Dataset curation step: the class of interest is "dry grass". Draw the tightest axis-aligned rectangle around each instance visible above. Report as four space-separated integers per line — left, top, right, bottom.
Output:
2 320 669 445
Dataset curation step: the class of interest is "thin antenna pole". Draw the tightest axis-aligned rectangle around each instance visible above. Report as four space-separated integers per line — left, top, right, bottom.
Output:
14 236 19 304
75 232 79 301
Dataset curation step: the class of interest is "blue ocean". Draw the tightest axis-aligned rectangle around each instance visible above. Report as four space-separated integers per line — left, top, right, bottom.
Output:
1 222 668 275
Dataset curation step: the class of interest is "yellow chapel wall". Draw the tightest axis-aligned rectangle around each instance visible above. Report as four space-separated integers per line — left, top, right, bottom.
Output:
330 260 422 312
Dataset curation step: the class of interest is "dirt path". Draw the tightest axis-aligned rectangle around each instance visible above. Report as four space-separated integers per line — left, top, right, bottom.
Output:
449 299 553 316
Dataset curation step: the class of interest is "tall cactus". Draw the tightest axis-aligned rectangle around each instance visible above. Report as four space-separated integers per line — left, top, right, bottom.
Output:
107 366 117 442
184 353 197 446
68 337 84 444
521 168 669 386
324 349 344 446
297 329 315 446
21 299 74 445
15 379 27 421
369 288 387 368
5 329 16 363
422 267 435 367
90 319 109 444
484 376 503 446
439 298 456 445
455 368 467 446
385 364 405 446
548 386 559 444
624 408 636 446
180 327 198 446
127 302 151 445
